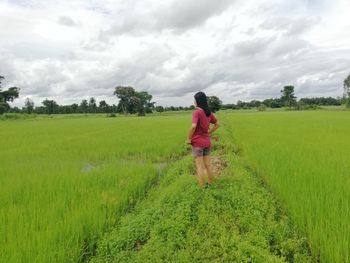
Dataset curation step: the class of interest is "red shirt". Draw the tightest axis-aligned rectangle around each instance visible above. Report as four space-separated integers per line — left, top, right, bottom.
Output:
191 108 217 148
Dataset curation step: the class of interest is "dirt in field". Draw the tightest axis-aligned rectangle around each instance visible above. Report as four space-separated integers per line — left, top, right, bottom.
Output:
211 155 227 177
190 155 227 177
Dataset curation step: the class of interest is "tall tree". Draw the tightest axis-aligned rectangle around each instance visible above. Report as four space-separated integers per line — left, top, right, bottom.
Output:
79 99 88 113
71 103 79 113
0 75 20 114
88 97 97 113
113 86 154 115
24 98 35 114
280 85 297 108
113 86 137 115
98 100 110 113
42 99 58 114
128 95 140 114
344 74 350 108
135 91 153 116
207 96 222 112
155 105 164 113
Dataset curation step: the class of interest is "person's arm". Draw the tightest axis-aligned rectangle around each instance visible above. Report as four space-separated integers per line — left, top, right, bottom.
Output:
209 121 220 135
187 110 199 144
209 114 219 135
187 123 197 144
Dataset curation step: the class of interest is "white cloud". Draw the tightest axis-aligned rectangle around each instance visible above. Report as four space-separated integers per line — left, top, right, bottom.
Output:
0 0 349 108
57 16 77 27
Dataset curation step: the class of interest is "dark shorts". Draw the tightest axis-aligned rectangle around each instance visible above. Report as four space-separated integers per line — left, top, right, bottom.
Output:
192 147 211 157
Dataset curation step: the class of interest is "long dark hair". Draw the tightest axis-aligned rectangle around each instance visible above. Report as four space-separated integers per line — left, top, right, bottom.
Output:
194 92 211 117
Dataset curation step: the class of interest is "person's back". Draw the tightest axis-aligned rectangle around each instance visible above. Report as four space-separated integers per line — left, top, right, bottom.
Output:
191 108 217 148
186 91 220 189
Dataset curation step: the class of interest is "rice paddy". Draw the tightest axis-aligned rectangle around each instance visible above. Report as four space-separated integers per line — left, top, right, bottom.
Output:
1 110 349 262
223 110 350 263
0 115 189 262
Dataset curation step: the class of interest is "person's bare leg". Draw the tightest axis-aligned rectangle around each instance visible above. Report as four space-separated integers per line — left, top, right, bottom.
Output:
204 155 213 185
195 157 206 188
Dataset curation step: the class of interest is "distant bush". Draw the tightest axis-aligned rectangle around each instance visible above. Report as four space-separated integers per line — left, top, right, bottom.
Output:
107 113 116 118
0 113 37 120
307 104 321 110
295 101 320 111
257 104 267 111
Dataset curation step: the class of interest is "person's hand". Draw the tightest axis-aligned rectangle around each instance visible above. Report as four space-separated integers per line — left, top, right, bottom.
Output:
186 139 191 144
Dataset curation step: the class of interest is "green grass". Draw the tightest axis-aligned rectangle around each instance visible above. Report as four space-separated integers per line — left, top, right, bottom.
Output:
2 110 347 262
0 115 190 262
222 110 350 262
91 136 311 263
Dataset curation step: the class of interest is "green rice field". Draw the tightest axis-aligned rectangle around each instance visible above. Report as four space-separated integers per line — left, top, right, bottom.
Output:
0 110 349 262
0 115 189 262
223 110 350 263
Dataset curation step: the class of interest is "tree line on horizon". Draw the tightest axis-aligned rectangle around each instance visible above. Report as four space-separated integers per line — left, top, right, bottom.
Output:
1 74 350 115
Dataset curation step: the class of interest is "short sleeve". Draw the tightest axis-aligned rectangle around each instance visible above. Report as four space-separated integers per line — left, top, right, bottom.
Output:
210 113 217 124
192 110 200 124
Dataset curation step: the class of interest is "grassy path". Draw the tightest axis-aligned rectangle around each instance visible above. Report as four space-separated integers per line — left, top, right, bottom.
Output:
90 133 311 263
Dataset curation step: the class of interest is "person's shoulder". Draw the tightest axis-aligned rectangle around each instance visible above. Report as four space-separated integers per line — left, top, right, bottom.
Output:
193 108 202 114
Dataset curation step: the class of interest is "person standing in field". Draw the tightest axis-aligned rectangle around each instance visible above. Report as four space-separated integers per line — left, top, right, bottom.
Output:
187 92 220 189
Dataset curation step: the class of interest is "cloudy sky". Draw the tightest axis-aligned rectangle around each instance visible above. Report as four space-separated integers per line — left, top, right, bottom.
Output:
1 0 350 107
